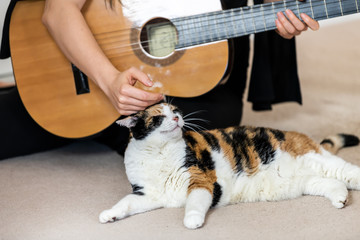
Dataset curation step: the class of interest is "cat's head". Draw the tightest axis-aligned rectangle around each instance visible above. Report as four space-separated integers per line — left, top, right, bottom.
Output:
116 103 184 141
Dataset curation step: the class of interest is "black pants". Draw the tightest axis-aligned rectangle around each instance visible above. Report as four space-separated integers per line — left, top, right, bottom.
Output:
0 37 249 160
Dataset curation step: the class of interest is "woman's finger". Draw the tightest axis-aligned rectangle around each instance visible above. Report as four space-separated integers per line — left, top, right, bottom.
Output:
277 11 301 36
285 9 307 32
300 13 320 31
275 18 293 39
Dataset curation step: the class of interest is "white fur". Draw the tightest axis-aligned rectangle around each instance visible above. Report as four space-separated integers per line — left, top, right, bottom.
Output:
99 105 360 229
184 189 212 229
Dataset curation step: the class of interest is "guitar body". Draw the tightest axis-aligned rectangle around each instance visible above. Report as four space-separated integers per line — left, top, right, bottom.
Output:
10 0 230 138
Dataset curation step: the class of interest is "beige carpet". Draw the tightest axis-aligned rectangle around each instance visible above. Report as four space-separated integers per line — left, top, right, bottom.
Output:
1 16 360 240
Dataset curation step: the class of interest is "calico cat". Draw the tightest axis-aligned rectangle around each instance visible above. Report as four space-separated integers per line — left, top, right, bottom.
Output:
99 103 360 229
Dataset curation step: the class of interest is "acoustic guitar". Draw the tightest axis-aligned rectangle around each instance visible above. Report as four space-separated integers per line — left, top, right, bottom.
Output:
10 0 359 138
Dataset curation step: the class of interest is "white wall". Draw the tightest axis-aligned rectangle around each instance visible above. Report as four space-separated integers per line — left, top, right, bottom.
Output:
0 0 13 80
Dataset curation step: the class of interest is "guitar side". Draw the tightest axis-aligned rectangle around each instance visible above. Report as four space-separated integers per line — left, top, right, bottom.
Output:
10 0 229 138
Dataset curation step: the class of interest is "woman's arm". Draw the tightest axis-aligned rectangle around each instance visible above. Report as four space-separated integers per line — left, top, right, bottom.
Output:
42 0 163 115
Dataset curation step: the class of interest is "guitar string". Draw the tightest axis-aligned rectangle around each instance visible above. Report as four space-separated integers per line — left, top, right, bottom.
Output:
101 0 356 56
95 0 323 43
94 0 346 43
99 4 351 57
93 0 357 56
100 1 352 54
95 0 352 48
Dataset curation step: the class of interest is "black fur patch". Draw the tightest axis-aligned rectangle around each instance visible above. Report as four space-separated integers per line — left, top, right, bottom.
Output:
130 114 165 140
231 127 252 173
220 128 245 173
340 134 360 147
320 139 334 146
131 184 145 195
211 182 222 207
252 128 276 165
200 132 220 151
183 134 216 171
270 129 285 142
184 133 197 147
183 148 197 168
199 150 215 171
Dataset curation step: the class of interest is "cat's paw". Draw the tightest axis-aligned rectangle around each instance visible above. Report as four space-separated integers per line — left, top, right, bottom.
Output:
99 209 117 223
99 208 127 223
183 211 205 229
330 189 348 209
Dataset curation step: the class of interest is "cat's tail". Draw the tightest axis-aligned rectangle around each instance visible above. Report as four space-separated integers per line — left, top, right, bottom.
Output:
320 134 359 154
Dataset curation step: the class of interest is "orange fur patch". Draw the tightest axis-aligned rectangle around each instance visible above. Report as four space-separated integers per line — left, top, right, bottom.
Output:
281 131 320 157
185 131 211 159
187 166 217 195
146 104 164 116
266 129 282 149
210 129 237 171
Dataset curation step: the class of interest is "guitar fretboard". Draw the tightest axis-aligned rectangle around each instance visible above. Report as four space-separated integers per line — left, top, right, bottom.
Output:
173 0 359 49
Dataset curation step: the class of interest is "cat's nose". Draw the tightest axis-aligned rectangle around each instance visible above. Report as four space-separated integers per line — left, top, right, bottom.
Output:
173 116 179 122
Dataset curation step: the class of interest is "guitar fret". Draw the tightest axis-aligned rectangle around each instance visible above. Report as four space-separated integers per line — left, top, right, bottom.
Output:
222 11 230 39
191 18 201 45
188 18 196 45
340 0 359 15
213 15 220 41
286 0 301 19
271 2 277 24
178 18 189 47
240 8 248 35
326 0 343 17
230 9 238 37
310 0 328 20
175 22 185 49
234 9 247 36
323 0 329 18
197 16 203 43
296 1 313 19
263 3 277 30
295 0 301 18
205 14 213 43
309 0 315 18
260 4 276 31
252 5 267 33
339 0 344 15
250 6 257 33
261 5 267 31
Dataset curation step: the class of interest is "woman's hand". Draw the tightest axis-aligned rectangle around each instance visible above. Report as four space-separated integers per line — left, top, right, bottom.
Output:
102 67 164 116
264 0 320 39
43 0 163 116
275 9 320 39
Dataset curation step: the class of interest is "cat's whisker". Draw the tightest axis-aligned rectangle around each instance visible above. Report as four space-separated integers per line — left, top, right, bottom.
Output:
163 95 169 104
184 122 207 132
185 122 207 129
183 124 199 133
183 110 207 119
184 117 211 123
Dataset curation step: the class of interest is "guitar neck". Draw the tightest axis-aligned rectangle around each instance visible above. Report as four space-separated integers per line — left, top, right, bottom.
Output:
174 0 359 49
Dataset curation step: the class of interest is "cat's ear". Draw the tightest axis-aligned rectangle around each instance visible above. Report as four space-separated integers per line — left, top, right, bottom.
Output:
116 116 138 128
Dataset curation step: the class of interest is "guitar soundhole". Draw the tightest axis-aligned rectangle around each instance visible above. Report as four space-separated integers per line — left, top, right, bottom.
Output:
140 18 177 57
131 18 184 67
